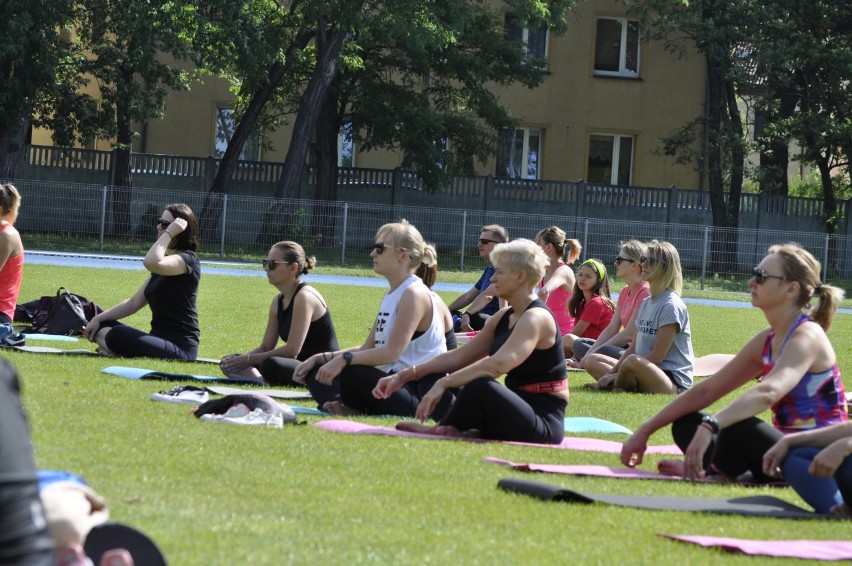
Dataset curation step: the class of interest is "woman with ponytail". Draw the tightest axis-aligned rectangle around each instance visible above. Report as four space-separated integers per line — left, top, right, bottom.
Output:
220 241 339 386
535 226 580 336
0 184 24 344
622 243 848 485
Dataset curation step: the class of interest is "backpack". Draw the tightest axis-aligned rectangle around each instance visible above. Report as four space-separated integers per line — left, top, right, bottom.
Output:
26 288 103 336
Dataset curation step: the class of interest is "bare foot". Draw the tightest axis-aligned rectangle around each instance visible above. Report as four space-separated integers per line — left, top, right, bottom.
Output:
583 382 600 390
657 459 686 477
223 367 264 383
830 503 852 518
396 421 439 434
321 401 361 416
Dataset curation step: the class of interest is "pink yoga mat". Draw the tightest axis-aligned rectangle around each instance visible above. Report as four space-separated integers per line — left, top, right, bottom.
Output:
483 457 785 486
314 420 682 454
659 534 852 560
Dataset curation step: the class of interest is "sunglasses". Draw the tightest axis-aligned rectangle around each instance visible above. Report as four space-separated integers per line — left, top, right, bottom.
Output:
157 219 172 229
752 267 787 284
262 259 289 270
478 238 499 246
614 256 635 265
639 255 656 266
373 242 406 255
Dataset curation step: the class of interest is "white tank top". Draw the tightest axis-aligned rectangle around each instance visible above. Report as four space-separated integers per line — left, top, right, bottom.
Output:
374 275 447 373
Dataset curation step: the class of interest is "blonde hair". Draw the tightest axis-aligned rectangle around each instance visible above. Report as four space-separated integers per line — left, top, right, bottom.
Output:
490 239 548 290
535 225 582 263
415 243 438 288
767 243 844 331
375 219 425 270
644 240 683 295
0 183 21 217
618 240 645 264
271 241 316 276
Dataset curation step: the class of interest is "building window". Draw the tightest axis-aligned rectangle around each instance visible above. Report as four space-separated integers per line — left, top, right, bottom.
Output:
497 128 542 179
214 108 260 161
594 18 639 77
505 13 549 65
338 122 355 167
588 134 634 185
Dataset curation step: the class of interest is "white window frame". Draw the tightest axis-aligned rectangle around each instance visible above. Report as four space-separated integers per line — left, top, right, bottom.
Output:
505 13 550 66
587 133 635 185
593 17 640 78
214 107 260 161
496 128 542 180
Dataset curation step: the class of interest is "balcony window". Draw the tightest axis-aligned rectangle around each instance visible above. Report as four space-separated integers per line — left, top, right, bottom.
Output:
497 128 542 179
588 134 634 185
214 108 260 161
594 18 639 77
505 13 549 66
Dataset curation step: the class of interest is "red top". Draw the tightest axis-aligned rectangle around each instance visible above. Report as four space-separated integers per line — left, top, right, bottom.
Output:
575 296 615 339
0 222 24 321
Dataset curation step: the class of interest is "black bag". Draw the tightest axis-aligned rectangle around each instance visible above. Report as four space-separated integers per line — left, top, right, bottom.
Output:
27 288 103 336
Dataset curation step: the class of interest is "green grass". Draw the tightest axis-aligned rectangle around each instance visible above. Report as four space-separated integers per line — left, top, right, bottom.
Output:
8 264 852 564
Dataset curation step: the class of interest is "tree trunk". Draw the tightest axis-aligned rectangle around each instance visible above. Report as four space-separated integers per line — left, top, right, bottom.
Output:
111 74 134 237
0 115 30 179
758 92 798 196
312 80 341 247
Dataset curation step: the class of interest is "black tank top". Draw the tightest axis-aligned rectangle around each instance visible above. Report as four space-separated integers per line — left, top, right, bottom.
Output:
490 298 565 389
277 283 339 361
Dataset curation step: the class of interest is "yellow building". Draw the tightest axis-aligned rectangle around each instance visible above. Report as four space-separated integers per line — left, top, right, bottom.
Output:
32 0 707 190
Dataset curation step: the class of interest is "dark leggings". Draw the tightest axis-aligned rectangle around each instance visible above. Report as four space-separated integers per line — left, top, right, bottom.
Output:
325 365 456 420
258 357 303 388
672 412 783 483
453 312 491 332
0 360 55 565
440 377 566 444
572 337 626 361
104 324 197 361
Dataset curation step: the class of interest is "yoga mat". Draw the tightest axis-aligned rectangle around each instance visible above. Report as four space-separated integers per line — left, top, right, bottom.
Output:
497 478 823 519
315 420 681 454
483 458 784 486
205 385 312 400
693 353 735 377
288 405 328 415
101 366 256 384
13 345 98 355
659 534 852 560
21 334 80 342
564 417 631 434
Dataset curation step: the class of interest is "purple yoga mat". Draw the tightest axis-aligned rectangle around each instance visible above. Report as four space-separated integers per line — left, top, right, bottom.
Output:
314 420 682 454
659 534 852 560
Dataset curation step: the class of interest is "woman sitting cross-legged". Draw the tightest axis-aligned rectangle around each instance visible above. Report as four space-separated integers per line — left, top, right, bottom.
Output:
621 243 848 484
584 240 693 394
376 238 568 444
219 241 339 386
571 240 649 369
293 221 453 418
84 204 201 361
561 259 615 359
535 225 580 337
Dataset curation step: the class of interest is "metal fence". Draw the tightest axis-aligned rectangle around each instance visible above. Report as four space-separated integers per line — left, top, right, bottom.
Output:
9 178 852 292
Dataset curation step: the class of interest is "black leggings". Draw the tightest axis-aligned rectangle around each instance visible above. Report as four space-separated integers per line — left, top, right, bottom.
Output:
440 377 567 444
672 412 783 483
0 360 55 565
452 312 491 332
326 365 456 420
104 324 197 361
258 357 303 388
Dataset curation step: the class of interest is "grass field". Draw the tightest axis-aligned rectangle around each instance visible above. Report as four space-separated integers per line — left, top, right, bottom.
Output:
7 263 852 564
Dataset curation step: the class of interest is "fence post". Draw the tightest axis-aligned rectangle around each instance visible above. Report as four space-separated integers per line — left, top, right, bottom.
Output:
99 186 108 252
341 202 349 266
391 167 402 206
824 233 829 283
667 185 677 225
701 226 710 290
219 193 228 259
205 156 216 190
460 210 468 271
483 175 493 210
582 218 590 257
576 180 585 218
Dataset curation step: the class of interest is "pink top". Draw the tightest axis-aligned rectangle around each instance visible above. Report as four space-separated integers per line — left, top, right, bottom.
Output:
617 282 650 328
539 262 574 336
575 296 615 339
0 222 23 321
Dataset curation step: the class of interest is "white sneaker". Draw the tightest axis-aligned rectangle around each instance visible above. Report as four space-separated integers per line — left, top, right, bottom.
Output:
150 385 210 405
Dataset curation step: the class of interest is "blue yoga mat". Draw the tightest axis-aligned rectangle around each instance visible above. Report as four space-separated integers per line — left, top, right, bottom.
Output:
23 334 80 342
288 405 327 416
101 366 256 384
564 417 632 435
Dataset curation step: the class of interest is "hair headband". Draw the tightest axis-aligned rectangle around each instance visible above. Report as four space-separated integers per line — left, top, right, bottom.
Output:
581 259 606 281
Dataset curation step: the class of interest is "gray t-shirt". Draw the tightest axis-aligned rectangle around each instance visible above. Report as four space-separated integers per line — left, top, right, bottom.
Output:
634 289 694 390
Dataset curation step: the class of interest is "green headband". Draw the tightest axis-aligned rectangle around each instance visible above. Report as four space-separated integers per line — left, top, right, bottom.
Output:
581 258 606 281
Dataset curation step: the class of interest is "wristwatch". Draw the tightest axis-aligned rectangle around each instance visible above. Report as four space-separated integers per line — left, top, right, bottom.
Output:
700 414 721 434
343 352 354 366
